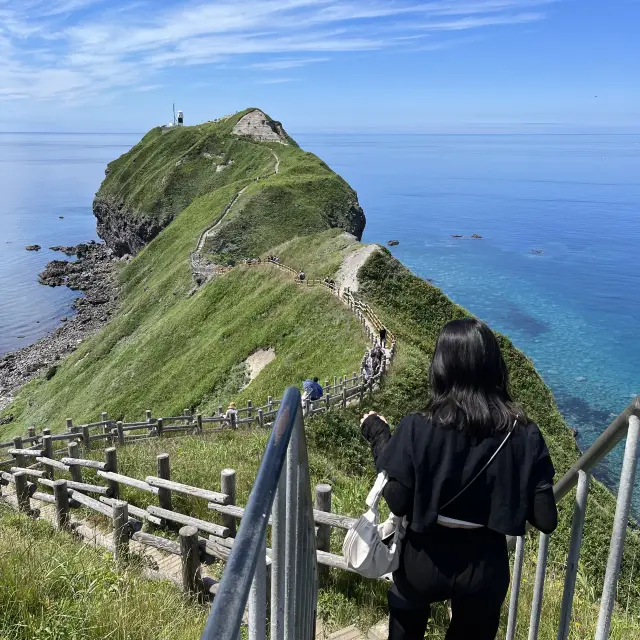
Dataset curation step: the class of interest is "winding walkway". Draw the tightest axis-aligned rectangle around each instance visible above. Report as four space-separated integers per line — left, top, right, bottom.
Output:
190 149 280 284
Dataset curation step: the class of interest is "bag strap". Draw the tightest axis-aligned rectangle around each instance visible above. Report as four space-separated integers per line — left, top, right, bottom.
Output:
365 471 388 509
440 420 517 511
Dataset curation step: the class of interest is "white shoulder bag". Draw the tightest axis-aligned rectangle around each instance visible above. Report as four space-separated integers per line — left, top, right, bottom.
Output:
342 420 516 578
342 471 405 579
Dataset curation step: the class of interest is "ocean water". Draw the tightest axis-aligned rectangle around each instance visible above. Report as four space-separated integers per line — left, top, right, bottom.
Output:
1 132 639 492
298 133 640 491
0 133 138 355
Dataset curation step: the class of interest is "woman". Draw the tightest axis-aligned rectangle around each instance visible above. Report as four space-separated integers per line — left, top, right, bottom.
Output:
360 318 557 640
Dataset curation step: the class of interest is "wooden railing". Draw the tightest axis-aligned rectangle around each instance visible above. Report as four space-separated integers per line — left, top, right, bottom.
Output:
0 425 372 604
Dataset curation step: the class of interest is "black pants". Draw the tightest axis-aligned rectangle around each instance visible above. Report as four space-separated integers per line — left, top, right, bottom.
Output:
388 526 510 640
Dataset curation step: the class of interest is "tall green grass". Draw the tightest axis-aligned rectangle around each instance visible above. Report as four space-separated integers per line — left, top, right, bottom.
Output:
0 507 208 640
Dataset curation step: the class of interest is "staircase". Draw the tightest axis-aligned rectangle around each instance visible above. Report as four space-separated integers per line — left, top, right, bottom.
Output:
319 620 387 640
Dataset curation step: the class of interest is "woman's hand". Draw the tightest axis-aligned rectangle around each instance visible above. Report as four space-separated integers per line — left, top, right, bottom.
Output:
360 411 391 444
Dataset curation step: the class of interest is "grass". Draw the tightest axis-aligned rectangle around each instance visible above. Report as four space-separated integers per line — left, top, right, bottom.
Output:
266 228 362 280
1 266 366 430
0 506 208 640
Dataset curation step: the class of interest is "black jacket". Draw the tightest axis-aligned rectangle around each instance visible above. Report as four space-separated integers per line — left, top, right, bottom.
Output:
368 413 558 536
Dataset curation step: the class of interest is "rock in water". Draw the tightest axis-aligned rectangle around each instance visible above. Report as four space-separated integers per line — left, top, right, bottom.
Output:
387 240 400 247
25 245 41 251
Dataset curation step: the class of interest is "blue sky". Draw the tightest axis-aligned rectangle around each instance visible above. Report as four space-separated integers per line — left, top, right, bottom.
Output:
0 0 637 133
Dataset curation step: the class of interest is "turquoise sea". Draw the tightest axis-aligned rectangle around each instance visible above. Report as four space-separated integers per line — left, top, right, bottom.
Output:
1 132 639 494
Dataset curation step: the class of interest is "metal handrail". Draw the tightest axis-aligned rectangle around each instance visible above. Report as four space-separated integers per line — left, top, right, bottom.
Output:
553 395 640 503
201 386 318 640
506 395 640 640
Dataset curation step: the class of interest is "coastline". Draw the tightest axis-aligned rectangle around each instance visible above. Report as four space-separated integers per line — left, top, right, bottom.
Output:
0 242 119 415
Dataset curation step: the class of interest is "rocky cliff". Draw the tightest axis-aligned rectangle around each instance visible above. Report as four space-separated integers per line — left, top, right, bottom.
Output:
93 197 167 257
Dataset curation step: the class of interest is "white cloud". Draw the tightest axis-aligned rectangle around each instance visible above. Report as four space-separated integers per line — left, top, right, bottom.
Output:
248 57 329 70
0 0 555 103
258 77 295 84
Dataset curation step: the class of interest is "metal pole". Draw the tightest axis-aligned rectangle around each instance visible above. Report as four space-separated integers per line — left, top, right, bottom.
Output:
249 530 267 640
284 416 300 640
528 533 550 640
271 467 286 639
557 470 590 640
506 536 526 640
295 427 306 638
595 415 640 640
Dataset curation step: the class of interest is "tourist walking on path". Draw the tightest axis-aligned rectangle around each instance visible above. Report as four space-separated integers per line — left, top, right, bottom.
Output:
379 326 387 349
302 377 324 402
360 318 557 640
224 402 238 427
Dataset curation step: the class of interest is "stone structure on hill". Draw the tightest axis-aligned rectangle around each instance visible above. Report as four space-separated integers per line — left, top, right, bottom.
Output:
232 109 289 143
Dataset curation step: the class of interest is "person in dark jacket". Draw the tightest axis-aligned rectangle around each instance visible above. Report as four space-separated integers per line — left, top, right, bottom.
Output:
360 318 557 640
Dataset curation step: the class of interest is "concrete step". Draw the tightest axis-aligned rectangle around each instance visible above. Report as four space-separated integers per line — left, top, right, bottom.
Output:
367 619 388 640
328 625 365 640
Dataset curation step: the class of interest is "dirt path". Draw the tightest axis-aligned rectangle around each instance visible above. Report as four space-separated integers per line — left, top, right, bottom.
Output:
335 244 380 293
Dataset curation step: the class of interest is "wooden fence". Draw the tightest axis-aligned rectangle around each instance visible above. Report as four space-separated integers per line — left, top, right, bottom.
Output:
0 441 373 601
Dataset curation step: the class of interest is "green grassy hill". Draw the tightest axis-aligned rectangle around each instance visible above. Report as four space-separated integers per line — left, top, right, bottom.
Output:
1 109 638 639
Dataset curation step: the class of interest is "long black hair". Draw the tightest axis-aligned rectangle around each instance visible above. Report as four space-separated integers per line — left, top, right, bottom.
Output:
424 318 526 434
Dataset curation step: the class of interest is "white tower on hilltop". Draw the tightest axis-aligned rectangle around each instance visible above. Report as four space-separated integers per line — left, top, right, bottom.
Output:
177 110 184 126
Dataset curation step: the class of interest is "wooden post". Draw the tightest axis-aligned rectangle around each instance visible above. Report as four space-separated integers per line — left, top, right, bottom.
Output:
82 425 90 449
184 408 192 424
66 418 73 431
12 436 26 469
53 479 70 531
157 454 172 511
42 435 53 479
221 469 237 537
359 380 365 406
324 380 330 392
353 372 358 387
257 408 264 428
325 392 331 413
103 423 113 445
14 472 30 513
196 414 203 434
180 525 203 598
342 386 347 409
27 426 36 439
333 376 338 390
156 418 164 438
116 421 125 446
42 428 51 436
315 484 332 581
67 442 83 484
146 410 153 435
105 448 119 499
218 405 223 417
247 400 253 419
112 501 129 566
267 396 273 413
101 411 109 423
